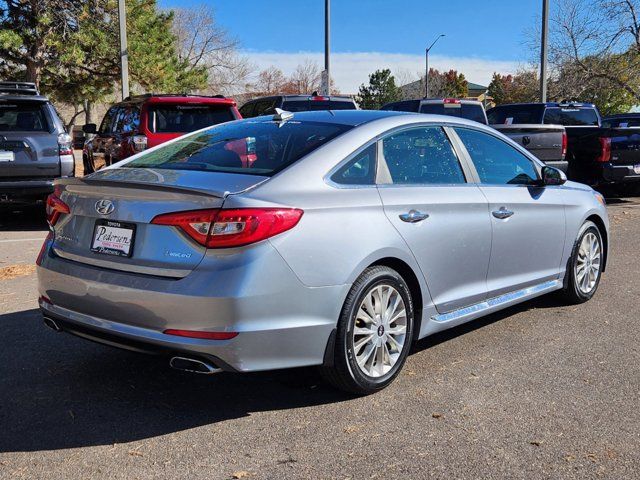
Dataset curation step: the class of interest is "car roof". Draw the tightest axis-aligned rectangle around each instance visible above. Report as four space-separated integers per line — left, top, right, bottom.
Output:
0 94 49 103
119 94 236 106
420 98 483 105
491 102 597 108
247 94 355 102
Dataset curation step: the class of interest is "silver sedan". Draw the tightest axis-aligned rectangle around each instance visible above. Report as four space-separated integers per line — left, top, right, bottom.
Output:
37 110 609 394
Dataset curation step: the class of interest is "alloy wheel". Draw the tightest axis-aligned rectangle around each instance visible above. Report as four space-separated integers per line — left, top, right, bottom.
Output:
575 231 601 294
352 284 408 378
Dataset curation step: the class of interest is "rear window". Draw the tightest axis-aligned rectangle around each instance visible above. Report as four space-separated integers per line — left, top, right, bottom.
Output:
381 100 421 112
124 119 352 177
0 101 49 131
543 107 599 126
487 105 545 125
281 100 356 112
147 104 235 133
419 103 487 124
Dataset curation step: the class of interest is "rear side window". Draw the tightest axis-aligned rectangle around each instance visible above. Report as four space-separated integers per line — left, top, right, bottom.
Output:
487 105 545 125
252 99 277 116
455 127 538 185
147 105 234 133
331 143 377 185
124 119 352 177
543 107 599 126
0 102 49 131
114 107 140 133
282 100 356 112
419 103 487 124
380 127 466 184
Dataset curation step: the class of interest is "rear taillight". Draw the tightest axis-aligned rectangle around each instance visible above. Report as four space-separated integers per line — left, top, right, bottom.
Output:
45 187 70 226
36 232 53 266
311 96 329 101
561 131 568 159
444 98 461 104
151 208 303 248
57 133 73 156
596 137 611 162
163 329 238 340
132 134 147 152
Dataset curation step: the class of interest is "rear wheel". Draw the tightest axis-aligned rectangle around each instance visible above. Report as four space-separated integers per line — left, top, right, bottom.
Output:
83 153 96 175
561 221 603 304
320 266 414 395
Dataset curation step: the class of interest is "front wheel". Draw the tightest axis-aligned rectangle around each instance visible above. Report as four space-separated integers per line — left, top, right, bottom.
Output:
320 266 414 395
561 221 604 304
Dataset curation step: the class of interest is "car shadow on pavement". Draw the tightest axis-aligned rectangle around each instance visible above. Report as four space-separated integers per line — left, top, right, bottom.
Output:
0 206 48 232
0 308 349 453
0 294 568 453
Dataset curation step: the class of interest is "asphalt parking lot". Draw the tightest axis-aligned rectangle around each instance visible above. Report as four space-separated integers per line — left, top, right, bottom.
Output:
0 199 639 480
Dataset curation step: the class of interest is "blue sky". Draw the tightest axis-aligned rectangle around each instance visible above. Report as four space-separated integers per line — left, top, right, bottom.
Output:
159 0 545 92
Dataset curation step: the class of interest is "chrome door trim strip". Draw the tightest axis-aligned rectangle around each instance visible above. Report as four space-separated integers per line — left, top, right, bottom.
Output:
432 279 562 324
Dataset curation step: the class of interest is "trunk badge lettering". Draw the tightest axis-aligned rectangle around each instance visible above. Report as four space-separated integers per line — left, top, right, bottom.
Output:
95 200 114 215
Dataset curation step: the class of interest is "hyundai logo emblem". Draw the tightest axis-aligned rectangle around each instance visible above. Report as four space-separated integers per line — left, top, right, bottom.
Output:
95 199 114 215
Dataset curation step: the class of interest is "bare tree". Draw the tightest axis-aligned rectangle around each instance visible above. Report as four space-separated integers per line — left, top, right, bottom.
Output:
283 60 322 94
549 0 640 102
253 66 288 95
172 5 253 95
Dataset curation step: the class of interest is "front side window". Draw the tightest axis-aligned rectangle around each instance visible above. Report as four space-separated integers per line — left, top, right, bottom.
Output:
331 143 376 185
454 127 538 185
380 126 466 184
99 107 118 134
124 119 352 177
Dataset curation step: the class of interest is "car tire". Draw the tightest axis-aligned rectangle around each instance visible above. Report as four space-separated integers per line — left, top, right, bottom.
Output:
320 266 414 395
561 221 604 304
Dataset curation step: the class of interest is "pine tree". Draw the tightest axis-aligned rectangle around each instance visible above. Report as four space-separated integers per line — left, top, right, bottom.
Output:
357 69 402 110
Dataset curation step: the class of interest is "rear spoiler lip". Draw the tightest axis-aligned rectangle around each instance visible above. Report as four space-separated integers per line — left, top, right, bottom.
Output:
54 175 269 199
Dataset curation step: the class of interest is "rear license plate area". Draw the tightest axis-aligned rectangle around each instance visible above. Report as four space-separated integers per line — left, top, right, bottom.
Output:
91 219 136 257
0 151 15 162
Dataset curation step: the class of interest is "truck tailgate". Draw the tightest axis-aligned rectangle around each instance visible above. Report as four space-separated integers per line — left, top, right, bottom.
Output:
492 124 565 163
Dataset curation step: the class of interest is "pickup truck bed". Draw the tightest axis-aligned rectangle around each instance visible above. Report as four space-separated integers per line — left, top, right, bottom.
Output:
491 124 567 172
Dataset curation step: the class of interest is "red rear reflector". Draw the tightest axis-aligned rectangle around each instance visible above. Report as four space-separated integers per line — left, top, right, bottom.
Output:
45 188 70 226
596 137 611 162
151 208 303 248
36 232 53 266
163 329 238 340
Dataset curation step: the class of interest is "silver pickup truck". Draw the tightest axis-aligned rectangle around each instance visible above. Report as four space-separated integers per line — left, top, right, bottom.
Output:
488 105 570 172
0 82 74 208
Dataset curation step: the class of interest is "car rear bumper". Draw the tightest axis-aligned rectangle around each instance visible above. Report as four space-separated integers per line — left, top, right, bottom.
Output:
37 240 349 372
0 178 55 204
600 164 640 183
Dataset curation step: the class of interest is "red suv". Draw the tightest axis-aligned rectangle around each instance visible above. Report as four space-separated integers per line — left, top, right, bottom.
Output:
82 94 241 174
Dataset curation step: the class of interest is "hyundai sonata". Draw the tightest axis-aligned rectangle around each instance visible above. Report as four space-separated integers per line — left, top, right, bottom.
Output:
37 110 609 394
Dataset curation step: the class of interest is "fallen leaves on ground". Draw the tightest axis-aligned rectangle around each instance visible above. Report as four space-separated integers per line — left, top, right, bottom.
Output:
231 471 250 479
0 264 36 280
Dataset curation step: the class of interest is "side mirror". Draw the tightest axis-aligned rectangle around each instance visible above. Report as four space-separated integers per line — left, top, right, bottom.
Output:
541 166 567 186
82 123 97 134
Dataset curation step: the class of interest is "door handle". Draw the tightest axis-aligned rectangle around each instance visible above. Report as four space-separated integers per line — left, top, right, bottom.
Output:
399 210 429 223
492 207 514 219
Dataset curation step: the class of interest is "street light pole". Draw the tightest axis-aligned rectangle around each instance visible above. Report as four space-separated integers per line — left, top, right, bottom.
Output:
425 34 445 98
540 0 549 102
324 0 330 95
118 0 130 100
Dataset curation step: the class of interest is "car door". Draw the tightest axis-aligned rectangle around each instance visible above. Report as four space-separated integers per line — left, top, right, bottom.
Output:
376 125 492 313
92 106 117 167
452 127 566 298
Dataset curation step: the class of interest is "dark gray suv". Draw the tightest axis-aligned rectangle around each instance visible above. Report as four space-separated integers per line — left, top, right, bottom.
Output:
0 82 74 207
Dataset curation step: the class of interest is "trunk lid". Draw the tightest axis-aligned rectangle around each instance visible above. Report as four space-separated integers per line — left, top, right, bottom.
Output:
52 168 268 277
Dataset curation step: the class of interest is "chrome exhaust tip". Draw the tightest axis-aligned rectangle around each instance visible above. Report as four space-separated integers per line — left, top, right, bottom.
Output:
169 356 222 375
43 316 62 332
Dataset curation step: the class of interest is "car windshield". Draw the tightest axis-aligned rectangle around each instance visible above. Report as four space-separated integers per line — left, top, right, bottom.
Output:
487 105 545 125
0 101 49 131
281 100 356 112
543 107 599 126
123 119 352 176
147 104 235 133
419 103 487 124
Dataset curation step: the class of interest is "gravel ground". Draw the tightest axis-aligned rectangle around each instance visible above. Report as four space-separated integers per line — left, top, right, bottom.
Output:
0 198 639 480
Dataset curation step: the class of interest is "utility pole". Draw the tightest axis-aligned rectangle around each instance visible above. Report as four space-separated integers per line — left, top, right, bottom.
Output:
540 0 549 102
118 0 130 100
323 0 330 95
425 34 445 98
